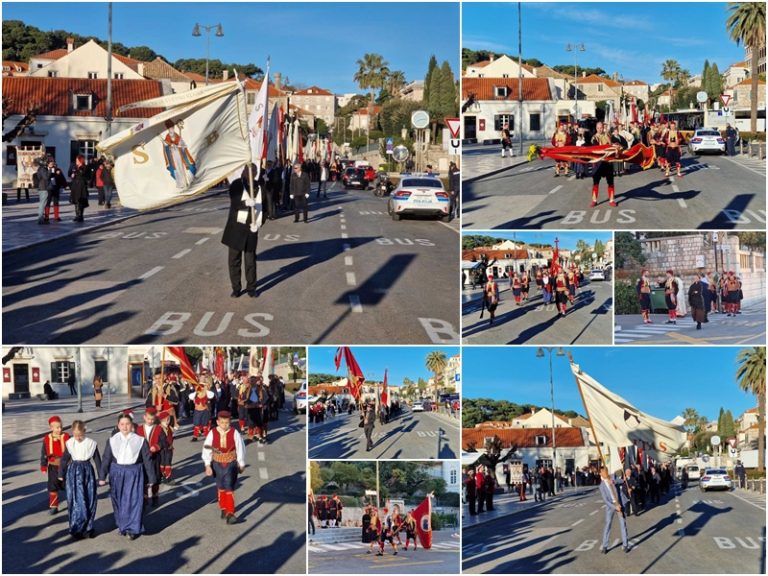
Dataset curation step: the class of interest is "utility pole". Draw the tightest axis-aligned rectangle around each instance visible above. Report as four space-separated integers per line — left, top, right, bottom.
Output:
106 2 113 137
517 2 524 157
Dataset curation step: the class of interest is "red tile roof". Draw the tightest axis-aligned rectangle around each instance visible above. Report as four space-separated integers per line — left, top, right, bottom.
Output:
623 80 648 86
737 78 766 86
463 427 585 450
33 48 69 60
462 248 531 261
243 78 284 97
355 105 382 115
469 60 492 69
462 77 552 101
115 53 141 70
577 74 620 87
2 77 164 118
295 85 333 96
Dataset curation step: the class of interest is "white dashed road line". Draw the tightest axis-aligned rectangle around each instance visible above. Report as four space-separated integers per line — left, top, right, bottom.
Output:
195 237 210 245
172 248 192 259
139 266 164 279
346 272 357 286
549 185 563 195
349 295 363 313
344 256 354 267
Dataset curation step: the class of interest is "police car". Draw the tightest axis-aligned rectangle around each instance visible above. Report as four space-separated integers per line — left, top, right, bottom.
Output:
387 174 452 222
689 128 726 155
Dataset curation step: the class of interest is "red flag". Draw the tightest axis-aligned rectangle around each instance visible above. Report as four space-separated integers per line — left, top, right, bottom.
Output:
619 447 626 465
166 347 198 385
336 346 364 400
214 348 226 381
550 245 560 276
412 495 433 549
631 97 638 124
537 143 655 170
334 347 344 371
380 368 388 407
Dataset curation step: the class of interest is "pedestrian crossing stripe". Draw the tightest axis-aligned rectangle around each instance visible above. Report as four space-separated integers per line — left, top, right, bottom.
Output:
310 541 460 553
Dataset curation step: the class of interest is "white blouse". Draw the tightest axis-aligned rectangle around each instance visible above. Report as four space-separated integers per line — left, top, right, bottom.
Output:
65 437 98 461
109 433 145 465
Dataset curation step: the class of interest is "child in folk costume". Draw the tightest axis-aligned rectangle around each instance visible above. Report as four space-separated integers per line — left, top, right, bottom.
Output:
554 270 570 316
542 271 552 305
511 273 522 305
92 375 103 408
190 377 215 441
390 504 404 546
41 415 70 514
378 507 399 556
158 410 175 484
662 269 679 324
551 123 571 176
566 268 578 304
236 374 251 432
99 413 156 540
483 274 499 325
403 510 418 551
58 420 101 538
202 410 246 524
247 376 272 444
637 269 653 324
725 271 740 317
134 406 167 507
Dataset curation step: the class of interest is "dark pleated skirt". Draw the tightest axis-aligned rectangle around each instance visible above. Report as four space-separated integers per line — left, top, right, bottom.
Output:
66 460 98 535
639 293 651 310
110 462 145 535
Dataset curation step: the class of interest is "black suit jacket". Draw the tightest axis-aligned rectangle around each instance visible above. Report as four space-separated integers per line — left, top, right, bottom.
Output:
221 175 261 252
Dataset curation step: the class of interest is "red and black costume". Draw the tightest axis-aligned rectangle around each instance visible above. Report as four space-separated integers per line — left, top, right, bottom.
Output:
135 422 167 505
41 431 70 511
637 275 652 323
203 423 245 523
159 422 174 483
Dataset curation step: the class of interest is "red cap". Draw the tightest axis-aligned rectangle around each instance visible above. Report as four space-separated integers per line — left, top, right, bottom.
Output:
145 406 157 416
122 409 134 419
48 416 62 425
217 410 232 419
666 269 674 275
158 410 170 420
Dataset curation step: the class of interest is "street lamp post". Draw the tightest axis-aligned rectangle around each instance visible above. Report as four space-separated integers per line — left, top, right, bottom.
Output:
565 43 585 123
191 23 224 86
536 347 565 491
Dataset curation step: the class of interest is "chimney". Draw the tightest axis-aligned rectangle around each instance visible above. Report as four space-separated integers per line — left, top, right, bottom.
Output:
66 37 75 53
137 62 144 77
582 71 586 78
222 69 229 81
489 53 495 62
274 71 282 90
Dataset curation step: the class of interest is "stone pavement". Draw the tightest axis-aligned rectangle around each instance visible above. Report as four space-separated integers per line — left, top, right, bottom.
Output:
462 485 597 528
2 391 144 444
1 185 227 254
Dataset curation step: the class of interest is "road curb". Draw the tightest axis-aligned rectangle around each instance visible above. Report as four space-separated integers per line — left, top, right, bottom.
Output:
463 157 529 184
2 188 227 256
2 400 146 447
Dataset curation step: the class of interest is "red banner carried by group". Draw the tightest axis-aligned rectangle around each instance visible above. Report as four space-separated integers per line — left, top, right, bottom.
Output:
380 368 388 407
413 495 433 549
537 143 656 170
335 346 364 400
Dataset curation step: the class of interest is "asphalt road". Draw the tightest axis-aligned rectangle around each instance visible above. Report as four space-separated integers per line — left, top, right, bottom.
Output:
615 303 766 345
1 396 306 574
2 181 460 344
308 407 460 460
309 530 460 574
462 153 766 230
462 484 766 574
462 280 613 344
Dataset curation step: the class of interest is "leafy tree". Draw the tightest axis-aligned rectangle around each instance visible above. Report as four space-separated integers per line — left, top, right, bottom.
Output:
615 232 646 269
308 373 338 386
682 407 700 434
462 235 503 250
425 351 448 390
736 232 766 250
424 55 438 104
354 53 389 141
736 346 765 472
417 377 427 396
661 59 683 85
726 2 766 132
128 45 158 62
310 461 323 493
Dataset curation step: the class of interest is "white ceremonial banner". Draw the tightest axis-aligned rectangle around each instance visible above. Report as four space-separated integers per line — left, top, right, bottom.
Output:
98 81 250 210
572 362 687 461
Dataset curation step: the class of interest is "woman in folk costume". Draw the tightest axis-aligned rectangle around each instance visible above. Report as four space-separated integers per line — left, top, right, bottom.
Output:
367 508 383 555
566 267 578 304
637 269 653 324
541 270 552 305
649 122 667 171
725 271 740 316
521 272 530 302
247 376 272 444
99 413 156 540
554 269 570 316
58 420 101 538
189 375 215 441
663 120 685 177
236 374 251 432
551 123 571 176
662 269 679 324
511 273 522 305
483 273 499 325
92 375 104 408
675 274 687 318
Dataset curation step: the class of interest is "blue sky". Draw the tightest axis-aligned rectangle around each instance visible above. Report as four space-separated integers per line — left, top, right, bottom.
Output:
463 2 746 85
3 2 459 93
310 346 460 385
463 347 758 423
464 231 612 251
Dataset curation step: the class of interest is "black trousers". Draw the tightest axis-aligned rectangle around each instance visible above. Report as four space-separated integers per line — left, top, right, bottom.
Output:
294 200 308 222
592 161 614 187
228 248 257 293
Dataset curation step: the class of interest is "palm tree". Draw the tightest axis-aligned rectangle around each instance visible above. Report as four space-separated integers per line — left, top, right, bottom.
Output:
387 70 407 98
726 2 766 133
660 59 683 85
425 351 448 397
354 53 390 144
682 407 700 434
736 347 766 473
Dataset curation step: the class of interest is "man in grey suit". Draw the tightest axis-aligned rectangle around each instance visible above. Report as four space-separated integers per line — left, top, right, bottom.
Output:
598 467 630 554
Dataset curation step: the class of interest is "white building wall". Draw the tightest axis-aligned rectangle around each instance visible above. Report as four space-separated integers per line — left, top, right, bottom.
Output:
29 41 143 80
3 347 129 399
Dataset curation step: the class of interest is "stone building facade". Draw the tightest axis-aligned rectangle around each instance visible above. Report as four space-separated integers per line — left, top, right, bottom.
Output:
638 233 766 302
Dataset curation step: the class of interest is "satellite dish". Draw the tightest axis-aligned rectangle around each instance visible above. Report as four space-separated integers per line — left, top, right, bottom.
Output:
696 91 708 103
392 145 410 163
